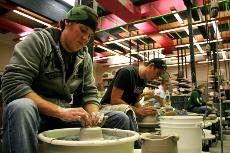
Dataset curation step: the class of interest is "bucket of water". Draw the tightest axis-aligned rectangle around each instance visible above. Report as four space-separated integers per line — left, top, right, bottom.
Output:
160 116 203 153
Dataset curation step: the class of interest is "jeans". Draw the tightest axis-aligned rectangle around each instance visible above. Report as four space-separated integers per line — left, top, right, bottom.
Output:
191 105 212 115
126 111 142 149
2 98 130 153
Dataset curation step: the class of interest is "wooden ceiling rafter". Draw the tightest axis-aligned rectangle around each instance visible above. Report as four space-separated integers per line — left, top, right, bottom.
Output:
15 6 55 25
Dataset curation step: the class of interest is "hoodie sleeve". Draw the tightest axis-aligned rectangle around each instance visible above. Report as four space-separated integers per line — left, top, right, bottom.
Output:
79 52 100 106
1 31 45 104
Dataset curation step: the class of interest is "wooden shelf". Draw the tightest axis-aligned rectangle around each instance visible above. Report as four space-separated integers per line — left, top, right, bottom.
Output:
208 75 215 77
146 83 158 88
223 100 230 103
102 77 113 80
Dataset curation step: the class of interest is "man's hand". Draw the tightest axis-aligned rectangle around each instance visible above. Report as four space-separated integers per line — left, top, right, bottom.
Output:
58 107 91 125
89 112 105 127
136 106 156 116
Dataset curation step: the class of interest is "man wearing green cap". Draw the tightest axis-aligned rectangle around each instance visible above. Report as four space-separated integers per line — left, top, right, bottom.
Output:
1 5 130 153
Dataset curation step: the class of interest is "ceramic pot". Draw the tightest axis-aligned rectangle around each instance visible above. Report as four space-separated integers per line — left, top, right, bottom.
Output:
142 115 157 123
79 127 103 141
141 133 178 153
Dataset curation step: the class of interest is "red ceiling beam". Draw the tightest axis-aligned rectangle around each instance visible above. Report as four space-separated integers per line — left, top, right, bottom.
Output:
98 14 126 31
93 52 108 63
97 0 204 31
96 0 142 22
96 0 173 52
0 17 33 36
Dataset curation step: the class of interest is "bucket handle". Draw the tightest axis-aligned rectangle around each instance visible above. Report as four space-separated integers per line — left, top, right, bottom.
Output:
196 122 203 129
169 135 179 142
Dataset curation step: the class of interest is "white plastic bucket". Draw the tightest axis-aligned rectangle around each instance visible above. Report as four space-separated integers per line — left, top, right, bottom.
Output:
160 116 203 153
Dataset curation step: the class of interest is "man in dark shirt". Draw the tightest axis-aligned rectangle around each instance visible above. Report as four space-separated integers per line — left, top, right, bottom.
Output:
101 58 167 148
101 58 167 114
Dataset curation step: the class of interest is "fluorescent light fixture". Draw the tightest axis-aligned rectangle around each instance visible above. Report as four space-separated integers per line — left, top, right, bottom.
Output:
97 45 118 55
195 41 206 45
109 42 147 59
176 39 223 48
104 34 147 45
62 0 75 6
197 59 230 63
13 10 52 27
93 55 116 61
114 49 123 54
137 53 146 60
195 44 204 53
221 48 230 51
212 22 221 39
222 51 226 59
159 26 186 33
197 39 223 45
129 48 165 60
176 43 203 53
19 31 32 37
114 42 135 52
182 24 203 53
172 11 184 25
194 53 206 57
186 50 225 58
124 54 138 61
132 48 164 54
114 42 164 59
219 59 230 61
19 36 27 40
183 28 197 43
108 63 130 68
175 44 189 48
197 60 211 63
163 57 177 60
184 28 189 35
172 11 204 53
167 63 189 67
160 20 219 34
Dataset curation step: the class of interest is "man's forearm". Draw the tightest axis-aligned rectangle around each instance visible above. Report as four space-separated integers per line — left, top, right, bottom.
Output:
23 91 62 118
84 103 100 113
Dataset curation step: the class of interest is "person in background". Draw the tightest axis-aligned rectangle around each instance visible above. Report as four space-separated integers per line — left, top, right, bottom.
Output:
1 5 129 153
153 79 171 108
187 84 212 115
100 58 167 148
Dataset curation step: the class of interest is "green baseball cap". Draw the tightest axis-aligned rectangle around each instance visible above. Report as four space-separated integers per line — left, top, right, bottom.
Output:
65 5 98 32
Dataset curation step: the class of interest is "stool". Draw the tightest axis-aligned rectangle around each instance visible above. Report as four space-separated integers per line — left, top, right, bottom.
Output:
202 129 216 151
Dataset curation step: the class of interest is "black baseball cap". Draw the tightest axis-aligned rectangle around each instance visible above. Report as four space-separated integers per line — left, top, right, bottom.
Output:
147 58 167 70
147 58 169 79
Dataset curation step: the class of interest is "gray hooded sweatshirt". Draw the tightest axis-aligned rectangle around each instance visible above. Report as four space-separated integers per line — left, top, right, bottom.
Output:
1 28 99 107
